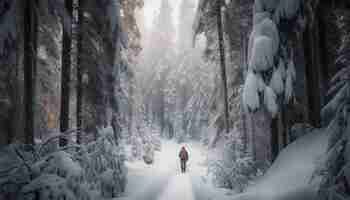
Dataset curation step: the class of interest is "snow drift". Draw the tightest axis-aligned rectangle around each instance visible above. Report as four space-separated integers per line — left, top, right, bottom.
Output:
232 128 330 200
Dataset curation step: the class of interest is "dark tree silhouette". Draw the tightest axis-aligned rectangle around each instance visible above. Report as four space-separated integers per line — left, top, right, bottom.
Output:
212 0 229 147
60 0 73 147
24 0 37 145
76 0 84 144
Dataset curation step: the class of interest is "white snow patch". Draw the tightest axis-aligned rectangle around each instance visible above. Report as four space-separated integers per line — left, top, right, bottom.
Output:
253 12 271 25
264 86 278 117
158 174 195 200
285 72 293 102
249 14 279 63
243 72 262 112
258 18 280 55
287 59 296 81
249 36 275 71
270 67 284 95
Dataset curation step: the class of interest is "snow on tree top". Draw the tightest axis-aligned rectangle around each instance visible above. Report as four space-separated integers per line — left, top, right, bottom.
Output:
249 35 275 71
270 66 284 95
256 17 280 54
284 72 293 103
243 72 265 112
249 16 279 65
287 59 296 81
264 86 278 117
253 12 271 25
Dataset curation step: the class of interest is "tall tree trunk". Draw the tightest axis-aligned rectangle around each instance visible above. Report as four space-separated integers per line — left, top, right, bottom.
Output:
318 4 329 95
160 83 165 137
9 56 20 145
270 117 279 162
217 0 229 134
303 24 321 128
181 84 187 136
128 78 133 138
76 0 84 144
23 0 37 145
303 3 324 128
240 13 248 151
281 107 288 147
60 0 73 146
250 114 256 161
105 19 119 141
145 98 149 123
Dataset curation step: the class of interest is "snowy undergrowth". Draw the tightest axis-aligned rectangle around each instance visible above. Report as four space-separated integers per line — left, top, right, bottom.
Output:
126 123 162 164
0 127 126 200
208 131 262 193
232 128 330 200
316 12 350 199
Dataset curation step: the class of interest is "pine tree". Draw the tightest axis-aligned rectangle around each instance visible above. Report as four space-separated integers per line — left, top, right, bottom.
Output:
242 0 305 161
318 4 350 198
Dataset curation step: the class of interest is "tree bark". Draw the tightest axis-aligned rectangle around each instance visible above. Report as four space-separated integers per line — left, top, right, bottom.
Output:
104 14 119 141
240 14 248 151
23 0 37 145
250 114 256 161
60 0 73 146
318 4 329 94
271 117 279 162
76 0 84 144
217 0 230 135
281 106 288 147
160 83 165 137
303 23 321 128
181 84 187 136
128 78 133 138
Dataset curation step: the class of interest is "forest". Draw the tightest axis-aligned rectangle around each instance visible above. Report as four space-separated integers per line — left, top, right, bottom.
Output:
0 0 350 200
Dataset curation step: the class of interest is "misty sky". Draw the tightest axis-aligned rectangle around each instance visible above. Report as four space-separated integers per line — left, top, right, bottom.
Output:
143 0 198 29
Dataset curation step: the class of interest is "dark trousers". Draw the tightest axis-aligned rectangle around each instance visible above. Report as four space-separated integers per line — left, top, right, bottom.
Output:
180 159 187 173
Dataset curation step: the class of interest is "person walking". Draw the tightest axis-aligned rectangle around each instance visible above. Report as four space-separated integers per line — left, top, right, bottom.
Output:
179 146 189 173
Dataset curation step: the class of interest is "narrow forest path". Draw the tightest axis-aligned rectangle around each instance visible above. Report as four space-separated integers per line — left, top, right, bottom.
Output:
117 140 232 200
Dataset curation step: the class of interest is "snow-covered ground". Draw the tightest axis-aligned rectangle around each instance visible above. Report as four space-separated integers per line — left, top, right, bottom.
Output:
232 129 330 200
117 140 233 200
118 127 329 200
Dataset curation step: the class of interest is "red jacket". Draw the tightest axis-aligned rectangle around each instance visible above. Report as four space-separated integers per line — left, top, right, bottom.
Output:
179 148 189 161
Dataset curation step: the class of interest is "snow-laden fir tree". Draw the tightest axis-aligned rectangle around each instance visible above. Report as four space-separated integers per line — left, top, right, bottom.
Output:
317 9 350 199
0 127 126 200
242 0 304 161
0 1 129 199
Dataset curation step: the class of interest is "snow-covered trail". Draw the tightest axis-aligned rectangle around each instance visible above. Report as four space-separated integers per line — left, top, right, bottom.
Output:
117 140 232 200
158 173 195 200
